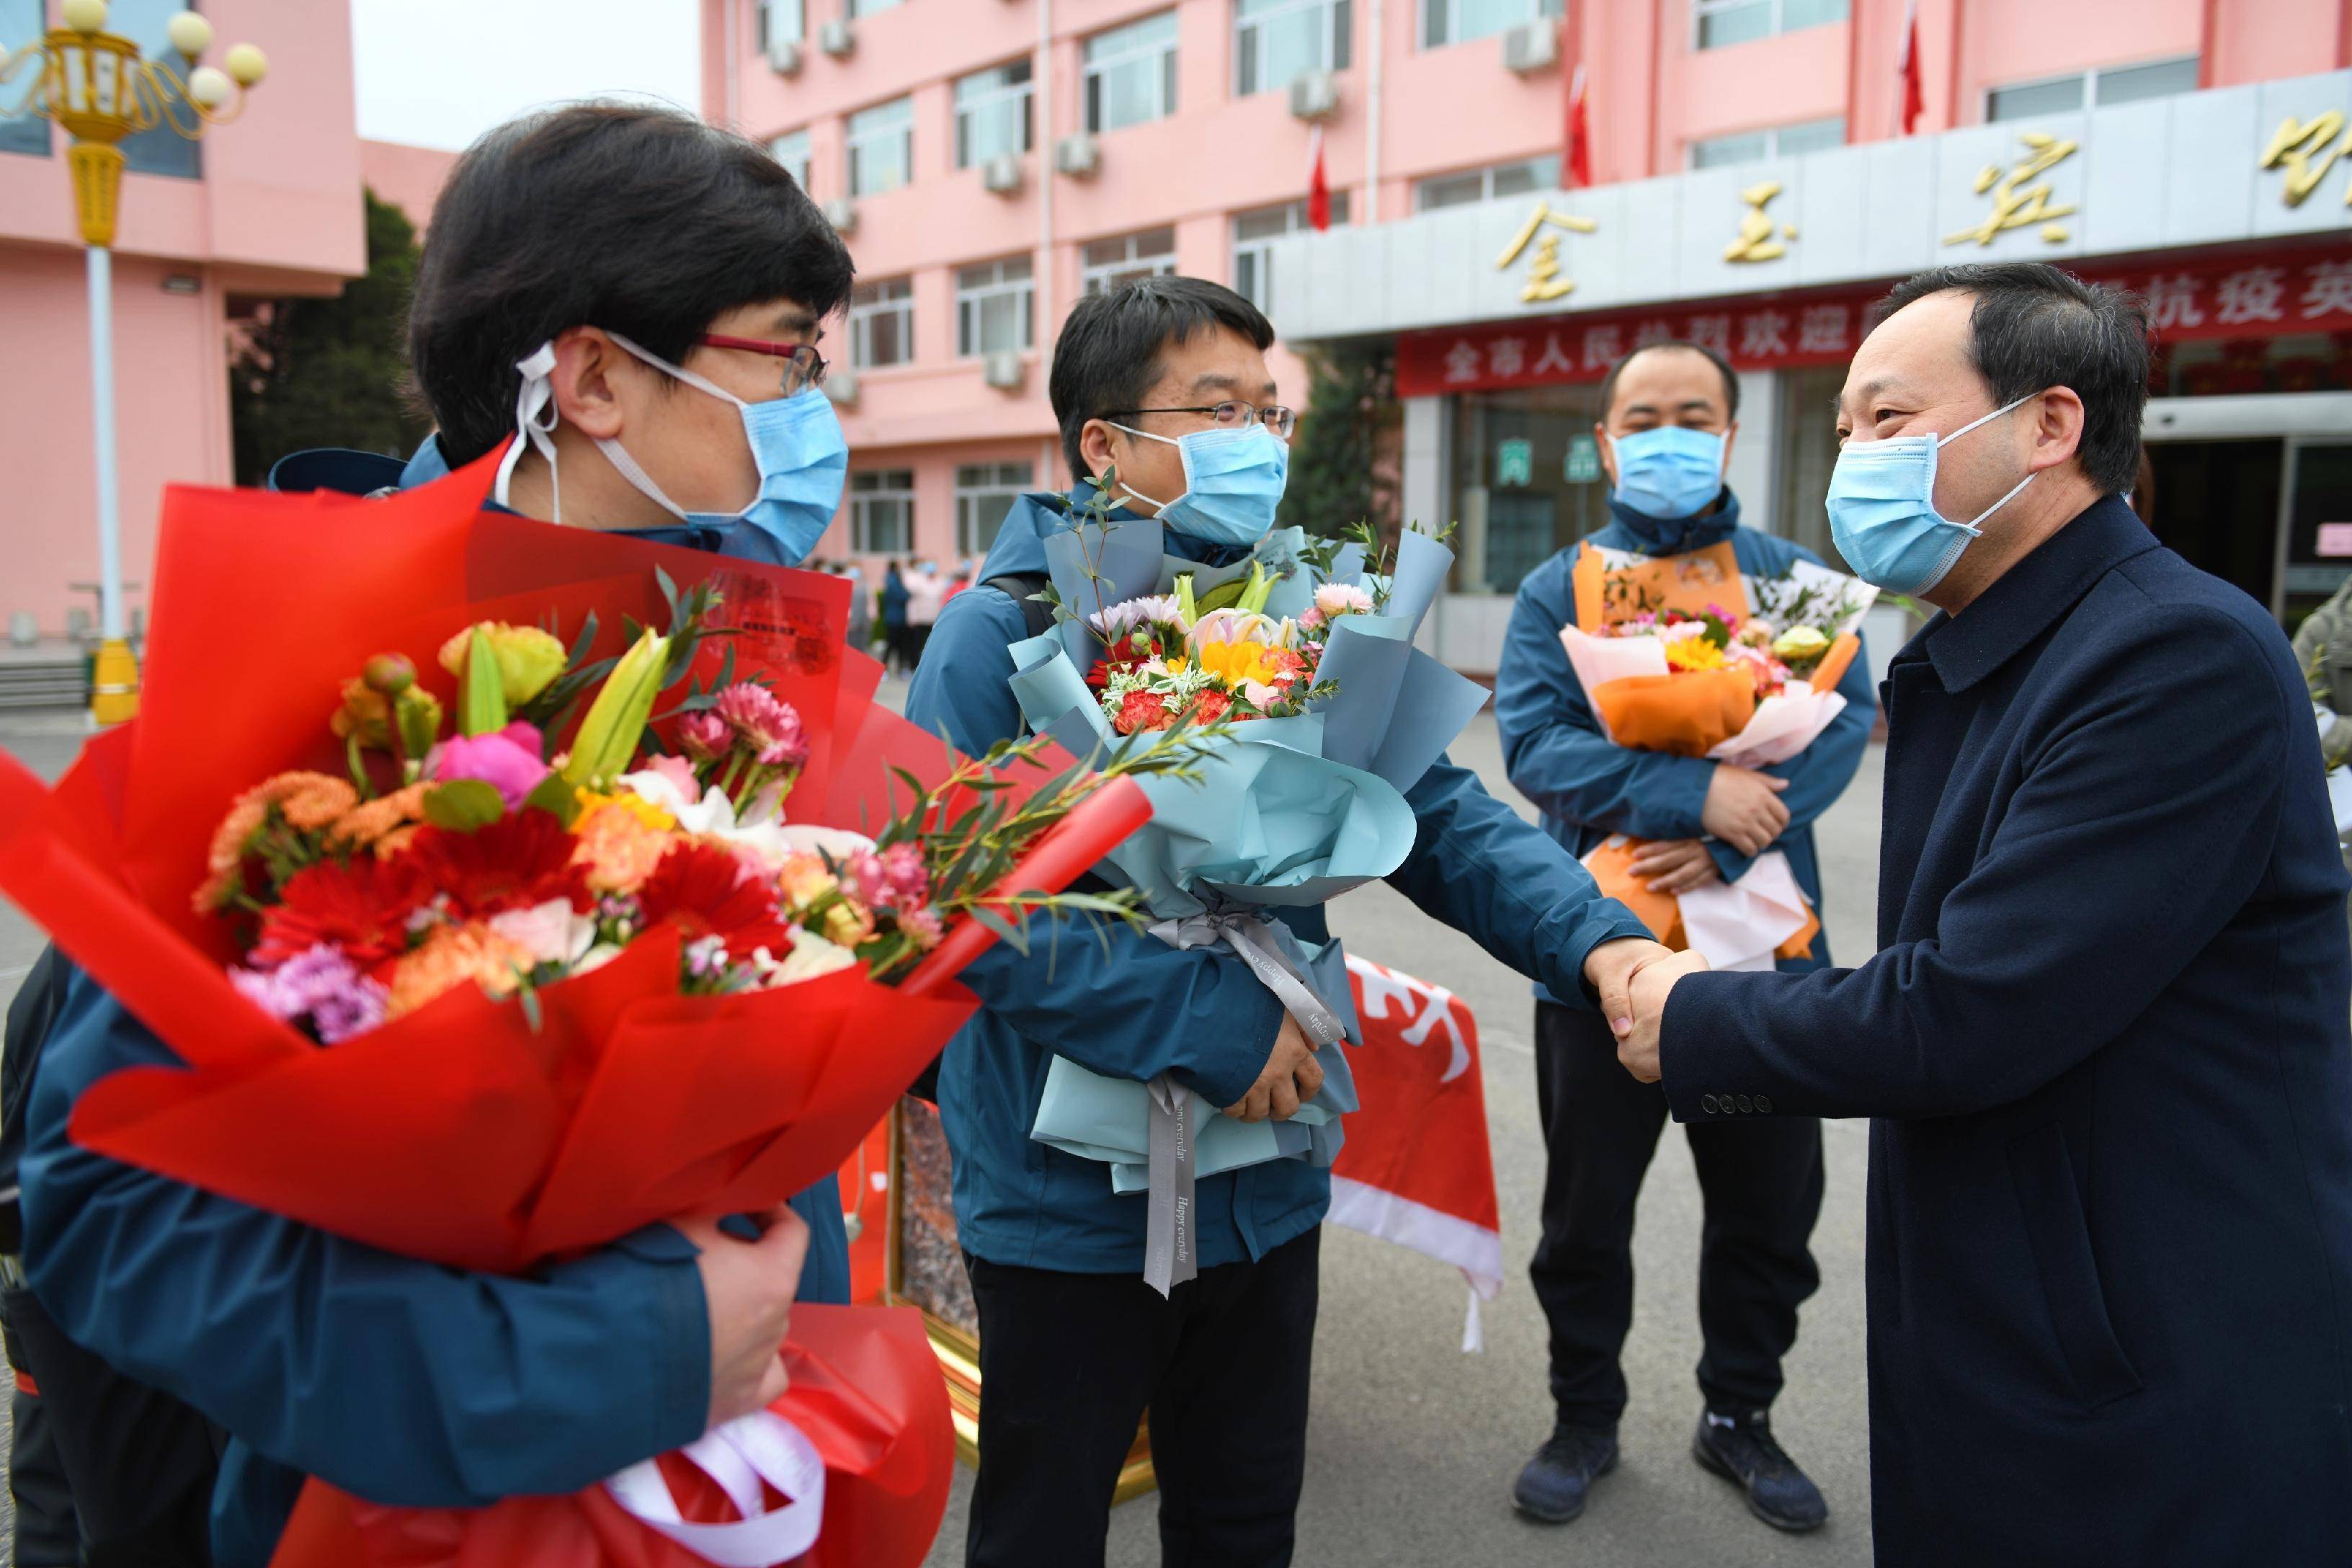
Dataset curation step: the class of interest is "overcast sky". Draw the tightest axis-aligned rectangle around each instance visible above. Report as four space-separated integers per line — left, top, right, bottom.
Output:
350 0 702 151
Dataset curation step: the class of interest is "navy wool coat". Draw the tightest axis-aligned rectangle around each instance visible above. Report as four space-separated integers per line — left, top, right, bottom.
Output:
1660 497 2352 1564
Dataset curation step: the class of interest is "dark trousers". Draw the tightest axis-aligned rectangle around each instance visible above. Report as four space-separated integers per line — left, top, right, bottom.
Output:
964 1228 1320 1568
1530 1000 1823 1430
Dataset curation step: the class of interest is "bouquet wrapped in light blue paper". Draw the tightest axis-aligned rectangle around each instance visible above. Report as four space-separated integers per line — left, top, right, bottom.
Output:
1004 485 1490 1290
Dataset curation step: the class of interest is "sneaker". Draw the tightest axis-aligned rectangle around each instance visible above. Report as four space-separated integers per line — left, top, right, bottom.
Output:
1692 1408 1829 1532
1510 1425 1618 1524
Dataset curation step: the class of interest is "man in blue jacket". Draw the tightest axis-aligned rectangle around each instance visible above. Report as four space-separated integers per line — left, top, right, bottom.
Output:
22 104 861 1566
1619 263 2352 1565
1492 341 1871 1533
907 275 1665 1568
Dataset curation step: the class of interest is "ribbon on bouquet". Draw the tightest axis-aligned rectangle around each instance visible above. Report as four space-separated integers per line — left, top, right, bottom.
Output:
604 1410 827 1567
1139 906 1351 1297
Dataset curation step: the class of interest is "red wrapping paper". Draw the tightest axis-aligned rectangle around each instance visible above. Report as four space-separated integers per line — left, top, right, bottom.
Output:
0 451 1153 1566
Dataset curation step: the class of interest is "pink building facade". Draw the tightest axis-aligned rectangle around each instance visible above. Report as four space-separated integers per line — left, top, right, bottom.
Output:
705 0 2352 672
1 0 364 641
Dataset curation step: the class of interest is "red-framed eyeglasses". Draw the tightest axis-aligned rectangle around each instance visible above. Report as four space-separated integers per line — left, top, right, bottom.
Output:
698 334 829 395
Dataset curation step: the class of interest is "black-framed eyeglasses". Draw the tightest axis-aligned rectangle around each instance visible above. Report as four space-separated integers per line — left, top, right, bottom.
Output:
698 334 829 395
1106 401 1298 441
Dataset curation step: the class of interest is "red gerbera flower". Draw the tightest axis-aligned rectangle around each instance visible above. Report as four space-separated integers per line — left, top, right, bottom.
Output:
636 842 795 953
252 856 430 968
401 810 592 919
1086 635 1157 691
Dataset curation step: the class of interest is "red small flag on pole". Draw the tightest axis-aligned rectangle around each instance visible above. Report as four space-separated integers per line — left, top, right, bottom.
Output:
1306 125 1331 231
1564 61 1592 189
1897 0 1925 136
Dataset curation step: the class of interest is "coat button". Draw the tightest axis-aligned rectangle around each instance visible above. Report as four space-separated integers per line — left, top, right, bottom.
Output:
1736 1095 1755 1113
1701 1094 1720 1114
1755 1095 1773 1113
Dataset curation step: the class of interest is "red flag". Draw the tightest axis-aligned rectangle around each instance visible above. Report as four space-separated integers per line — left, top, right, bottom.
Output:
1897 1 1925 135
1306 125 1331 231
1564 61 1592 189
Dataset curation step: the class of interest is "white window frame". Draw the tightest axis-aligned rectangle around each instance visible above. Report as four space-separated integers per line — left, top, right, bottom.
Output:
956 461 1036 556
848 277 913 370
1687 115 1845 169
849 470 916 556
1984 54 2201 122
770 128 812 194
1084 10 1180 134
956 58 1035 168
1236 0 1352 97
1421 0 1559 51
1412 155 1559 212
1230 192 1351 308
1080 227 1178 297
847 0 903 16
755 0 803 51
1690 0 1848 52
846 95 914 198
957 255 1035 357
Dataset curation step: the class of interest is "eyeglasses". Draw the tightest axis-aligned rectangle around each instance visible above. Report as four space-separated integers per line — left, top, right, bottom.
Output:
698 334 829 395
1105 401 1298 442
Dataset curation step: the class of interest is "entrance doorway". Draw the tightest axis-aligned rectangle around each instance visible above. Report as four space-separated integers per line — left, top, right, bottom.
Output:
2142 438 2283 608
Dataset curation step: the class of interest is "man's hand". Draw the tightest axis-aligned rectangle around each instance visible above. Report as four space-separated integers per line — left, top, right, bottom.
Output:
1630 838 1721 894
1224 1012 1325 1123
682 1203 809 1430
1616 950 1710 1084
1584 936 1675 1039
1702 765 1791 857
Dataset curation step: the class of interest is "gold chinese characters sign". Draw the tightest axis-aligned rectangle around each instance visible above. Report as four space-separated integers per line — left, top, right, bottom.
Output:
1495 200 1598 302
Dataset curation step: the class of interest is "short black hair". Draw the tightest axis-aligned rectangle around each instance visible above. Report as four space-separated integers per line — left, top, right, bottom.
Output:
1049 275 1276 481
1598 339 1741 424
1877 262 2151 494
409 102 855 466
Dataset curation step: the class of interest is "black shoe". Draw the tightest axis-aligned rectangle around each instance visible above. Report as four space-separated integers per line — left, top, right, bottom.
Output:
1511 1425 1618 1524
1693 1408 1829 1532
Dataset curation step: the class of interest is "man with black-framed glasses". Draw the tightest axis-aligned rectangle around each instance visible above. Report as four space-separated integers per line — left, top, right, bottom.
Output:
907 275 1663 1566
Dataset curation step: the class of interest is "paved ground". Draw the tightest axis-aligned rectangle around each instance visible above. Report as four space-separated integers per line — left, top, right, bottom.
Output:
0 699 1884 1568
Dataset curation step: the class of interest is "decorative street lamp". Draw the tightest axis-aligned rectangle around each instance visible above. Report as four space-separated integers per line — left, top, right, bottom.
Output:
0 0 267 723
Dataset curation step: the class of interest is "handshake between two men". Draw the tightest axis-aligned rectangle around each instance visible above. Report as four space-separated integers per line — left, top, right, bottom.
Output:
1224 935 1701 1126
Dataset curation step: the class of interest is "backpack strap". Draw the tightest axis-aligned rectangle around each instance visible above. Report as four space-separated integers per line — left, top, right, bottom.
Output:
983 573 1055 641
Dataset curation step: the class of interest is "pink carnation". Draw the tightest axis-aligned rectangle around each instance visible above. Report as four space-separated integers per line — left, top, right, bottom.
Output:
897 905 945 950
876 842 930 909
677 710 731 761
715 684 809 768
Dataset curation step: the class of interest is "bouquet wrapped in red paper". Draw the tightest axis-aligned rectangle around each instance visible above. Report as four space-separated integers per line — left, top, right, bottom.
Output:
0 453 1180 1567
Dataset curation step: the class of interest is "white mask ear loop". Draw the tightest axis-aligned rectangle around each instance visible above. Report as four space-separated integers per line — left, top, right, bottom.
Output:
495 343 563 522
1938 391 2041 533
1105 421 1177 509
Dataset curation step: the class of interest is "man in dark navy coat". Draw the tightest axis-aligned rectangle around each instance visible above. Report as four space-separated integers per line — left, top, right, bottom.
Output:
1617 262 2352 1564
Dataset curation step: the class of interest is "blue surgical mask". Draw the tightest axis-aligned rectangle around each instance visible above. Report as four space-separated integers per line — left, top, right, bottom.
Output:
494 336 849 566
1110 422 1290 548
1608 425 1727 520
1826 394 2039 595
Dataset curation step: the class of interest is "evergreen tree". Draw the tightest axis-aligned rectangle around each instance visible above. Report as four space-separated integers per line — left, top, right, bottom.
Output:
1278 338 1402 544
230 187 430 483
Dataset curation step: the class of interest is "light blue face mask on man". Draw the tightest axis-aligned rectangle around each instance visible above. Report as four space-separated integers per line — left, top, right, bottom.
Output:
494 334 850 566
1825 393 2040 596
1110 422 1291 548
1608 425 1727 520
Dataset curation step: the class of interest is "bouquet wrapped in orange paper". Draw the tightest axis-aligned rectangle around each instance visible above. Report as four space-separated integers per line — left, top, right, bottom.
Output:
1558 539 1875 968
0 450 1182 1568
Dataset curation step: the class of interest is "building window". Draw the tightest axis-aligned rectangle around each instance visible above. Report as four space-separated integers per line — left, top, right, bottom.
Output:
1422 0 1561 50
1231 192 1351 308
957 462 1036 556
1081 227 1177 296
958 255 1035 356
848 0 903 15
1446 382 1609 594
1692 0 1847 52
848 277 912 369
847 96 914 197
1085 11 1180 134
111 0 203 177
956 59 1034 168
1237 0 1351 97
1987 55 2200 121
770 128 811 194
756 0 803 51
1689 115 1845 169
1414 155 1559 212
0 0 48 157
850 470 915 555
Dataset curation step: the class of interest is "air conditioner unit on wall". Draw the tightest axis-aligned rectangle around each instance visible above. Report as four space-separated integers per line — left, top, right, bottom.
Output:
819 18 853 58
981 351 1026 391
981 153 1024 195
767 37 803 76
1288 70 1340 122
823 370 859 406
1054 133 1100 178
1501 21 1558 75
821 197 856 233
